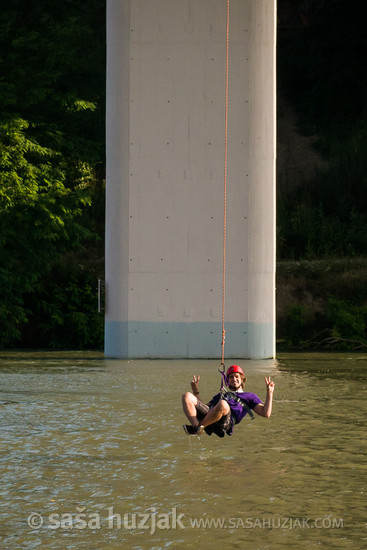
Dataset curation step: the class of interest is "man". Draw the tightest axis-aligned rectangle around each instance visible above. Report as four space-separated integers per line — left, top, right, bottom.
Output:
182 365 275 437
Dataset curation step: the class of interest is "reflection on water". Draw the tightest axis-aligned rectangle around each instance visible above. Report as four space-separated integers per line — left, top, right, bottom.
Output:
0 351 366 549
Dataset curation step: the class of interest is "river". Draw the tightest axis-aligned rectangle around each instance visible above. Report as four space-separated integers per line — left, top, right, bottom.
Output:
0 351 365 549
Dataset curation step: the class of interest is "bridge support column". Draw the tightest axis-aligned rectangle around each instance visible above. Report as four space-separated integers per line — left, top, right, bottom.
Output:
105 0 276 358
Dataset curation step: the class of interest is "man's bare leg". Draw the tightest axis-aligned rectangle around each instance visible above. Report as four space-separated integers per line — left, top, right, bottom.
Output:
182 392 200 426
182 393 230 428
200 399 230 428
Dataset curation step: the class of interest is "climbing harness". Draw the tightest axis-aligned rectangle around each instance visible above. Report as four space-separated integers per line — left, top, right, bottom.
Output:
221 391 255 420
210 387 255 424
218 362 227 391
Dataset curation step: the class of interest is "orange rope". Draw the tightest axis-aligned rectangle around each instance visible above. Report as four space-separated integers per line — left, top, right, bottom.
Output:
221 0 230 366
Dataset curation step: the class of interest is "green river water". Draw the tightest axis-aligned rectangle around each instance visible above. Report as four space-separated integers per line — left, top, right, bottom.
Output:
0 351 366 549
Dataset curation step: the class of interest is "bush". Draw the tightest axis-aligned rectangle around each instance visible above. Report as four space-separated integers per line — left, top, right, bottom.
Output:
326 297 367 343
22 263 104 349
282 304 311 347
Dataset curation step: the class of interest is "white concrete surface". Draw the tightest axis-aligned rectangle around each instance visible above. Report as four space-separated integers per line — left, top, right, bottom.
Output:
105 0 276 358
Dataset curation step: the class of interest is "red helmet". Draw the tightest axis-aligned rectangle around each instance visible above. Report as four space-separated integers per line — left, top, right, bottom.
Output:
227 365 245 378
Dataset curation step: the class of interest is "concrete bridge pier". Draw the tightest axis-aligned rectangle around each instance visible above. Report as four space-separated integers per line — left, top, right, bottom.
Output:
105 0 276 359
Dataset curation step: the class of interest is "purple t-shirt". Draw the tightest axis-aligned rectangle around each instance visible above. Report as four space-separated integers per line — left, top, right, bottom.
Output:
209 391 262 433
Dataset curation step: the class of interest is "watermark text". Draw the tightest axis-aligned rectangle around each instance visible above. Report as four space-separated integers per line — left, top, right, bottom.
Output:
27 506 344 534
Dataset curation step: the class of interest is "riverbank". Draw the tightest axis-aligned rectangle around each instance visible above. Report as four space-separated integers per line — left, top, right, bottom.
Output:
276 257 367 351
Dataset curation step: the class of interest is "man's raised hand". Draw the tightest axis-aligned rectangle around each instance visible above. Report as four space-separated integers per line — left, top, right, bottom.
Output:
191 374 200 394
265 376 275 393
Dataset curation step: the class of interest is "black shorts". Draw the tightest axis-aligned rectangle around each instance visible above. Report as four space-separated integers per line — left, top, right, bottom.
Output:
196 400 232 438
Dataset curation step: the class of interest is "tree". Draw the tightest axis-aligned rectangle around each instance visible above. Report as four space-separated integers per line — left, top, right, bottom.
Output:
0 0 105 347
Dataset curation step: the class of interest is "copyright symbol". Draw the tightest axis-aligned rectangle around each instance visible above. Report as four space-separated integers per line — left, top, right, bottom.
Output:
27 513 43 530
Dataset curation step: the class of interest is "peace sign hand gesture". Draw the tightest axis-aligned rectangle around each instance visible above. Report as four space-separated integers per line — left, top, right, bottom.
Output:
191 374 200 394
265 376 275 394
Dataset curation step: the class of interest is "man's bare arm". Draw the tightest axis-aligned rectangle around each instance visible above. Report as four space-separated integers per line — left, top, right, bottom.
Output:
253 376 275 418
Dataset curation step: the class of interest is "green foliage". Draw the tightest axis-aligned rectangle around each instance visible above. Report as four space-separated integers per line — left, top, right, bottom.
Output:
326 297 367 343
276 260 367 350
277 0 367 260
0 0 105 348
277 185 367 259
23 264 104 349
279 297 367 351
282 304 310 347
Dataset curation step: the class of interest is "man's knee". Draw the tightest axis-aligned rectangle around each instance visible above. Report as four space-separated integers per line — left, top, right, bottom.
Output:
214 399 230 414
182 391 194 404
